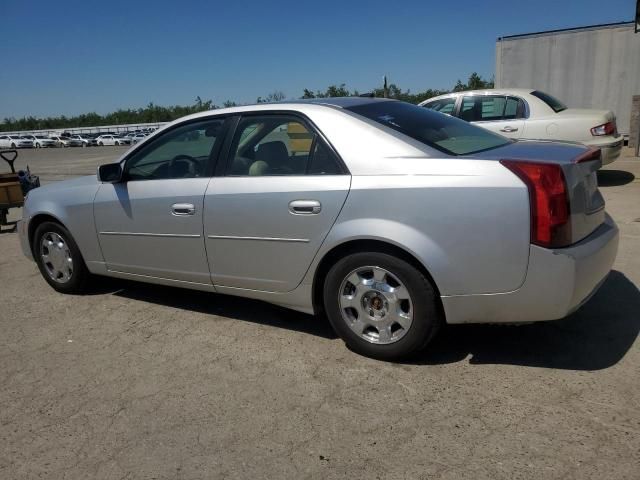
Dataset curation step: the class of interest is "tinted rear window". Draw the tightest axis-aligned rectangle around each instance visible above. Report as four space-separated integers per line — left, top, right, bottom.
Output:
531 90 567 113
346 101 510 156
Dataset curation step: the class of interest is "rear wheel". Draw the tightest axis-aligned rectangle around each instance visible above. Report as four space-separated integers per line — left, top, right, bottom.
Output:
34 221 91 293
323 252 442 360
10 143 15 148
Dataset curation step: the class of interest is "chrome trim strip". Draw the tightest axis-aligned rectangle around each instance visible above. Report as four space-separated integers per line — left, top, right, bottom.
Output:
100 231 201 238
207 235 310 243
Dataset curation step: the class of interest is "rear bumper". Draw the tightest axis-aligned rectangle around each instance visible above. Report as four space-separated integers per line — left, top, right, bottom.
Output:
442 214 619 324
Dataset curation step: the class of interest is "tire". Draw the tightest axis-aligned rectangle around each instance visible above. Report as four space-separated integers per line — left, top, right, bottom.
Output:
10 143 15 148
323 252 442 360
35 143 40 148
99 142 103 146
33 221 91 294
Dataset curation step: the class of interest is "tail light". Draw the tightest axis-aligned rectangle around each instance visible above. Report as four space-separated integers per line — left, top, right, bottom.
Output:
590 121 616 136
500 160 571 248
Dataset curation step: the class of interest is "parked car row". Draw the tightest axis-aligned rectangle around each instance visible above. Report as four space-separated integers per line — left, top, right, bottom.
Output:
0 127 158 149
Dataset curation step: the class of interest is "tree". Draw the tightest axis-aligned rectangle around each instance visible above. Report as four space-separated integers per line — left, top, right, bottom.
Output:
301 89 316 99
300 84 357 99
0 72 495 132
452 72 494 92
256 91 286 103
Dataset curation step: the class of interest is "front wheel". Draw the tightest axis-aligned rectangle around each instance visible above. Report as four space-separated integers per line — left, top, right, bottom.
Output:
33 221 91 293
323 252 442 360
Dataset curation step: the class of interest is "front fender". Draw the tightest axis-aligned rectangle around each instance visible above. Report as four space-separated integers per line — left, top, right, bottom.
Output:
22 179 103 268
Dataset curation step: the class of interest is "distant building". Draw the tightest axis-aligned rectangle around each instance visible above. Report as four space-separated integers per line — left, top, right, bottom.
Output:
496 21 640 139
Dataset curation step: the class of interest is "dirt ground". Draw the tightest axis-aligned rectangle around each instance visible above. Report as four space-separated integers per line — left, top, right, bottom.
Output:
1 146 639 479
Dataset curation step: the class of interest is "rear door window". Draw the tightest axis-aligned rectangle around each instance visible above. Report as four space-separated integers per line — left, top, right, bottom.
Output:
226 115 343 176
460 96 509 122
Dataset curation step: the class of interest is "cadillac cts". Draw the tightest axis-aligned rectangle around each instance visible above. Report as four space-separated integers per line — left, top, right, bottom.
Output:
18 98 619 360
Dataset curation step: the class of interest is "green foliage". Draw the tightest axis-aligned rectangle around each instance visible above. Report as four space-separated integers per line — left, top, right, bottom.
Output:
301 84 361 99
1 97 222 132
256 91 286 103
453 72 494 92
0 73 493 132
300 73 491 104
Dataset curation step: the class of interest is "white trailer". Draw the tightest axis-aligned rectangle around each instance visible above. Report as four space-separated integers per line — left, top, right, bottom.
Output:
496 21 640 138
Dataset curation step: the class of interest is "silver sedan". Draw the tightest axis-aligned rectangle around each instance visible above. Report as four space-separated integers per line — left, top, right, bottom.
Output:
18 98 619 359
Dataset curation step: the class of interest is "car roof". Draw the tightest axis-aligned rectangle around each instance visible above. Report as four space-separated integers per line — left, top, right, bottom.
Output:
424 88 535 102
147 97 398 132
284 97 394 108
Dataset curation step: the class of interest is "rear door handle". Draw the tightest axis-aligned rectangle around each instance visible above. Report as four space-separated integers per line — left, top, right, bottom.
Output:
171 203 195 216
500 126 519 133
289 200 321 215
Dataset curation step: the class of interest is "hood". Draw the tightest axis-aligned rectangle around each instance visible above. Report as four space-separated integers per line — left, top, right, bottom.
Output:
35 174 98 193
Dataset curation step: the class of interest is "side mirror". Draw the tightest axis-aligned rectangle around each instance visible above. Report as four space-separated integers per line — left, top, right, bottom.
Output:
98 162 123 183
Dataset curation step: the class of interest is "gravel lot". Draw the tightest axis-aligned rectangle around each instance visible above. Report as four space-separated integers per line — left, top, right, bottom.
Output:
1 146 639 479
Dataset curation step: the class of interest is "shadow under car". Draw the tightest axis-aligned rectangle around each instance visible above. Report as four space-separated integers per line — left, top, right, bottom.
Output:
95 270 638 370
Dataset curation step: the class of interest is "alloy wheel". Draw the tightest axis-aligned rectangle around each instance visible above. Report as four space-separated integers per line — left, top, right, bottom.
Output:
40 232 74 283
339 266 413 345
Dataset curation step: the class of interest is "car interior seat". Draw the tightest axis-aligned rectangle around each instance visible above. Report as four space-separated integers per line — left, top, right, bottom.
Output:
249 141 290 175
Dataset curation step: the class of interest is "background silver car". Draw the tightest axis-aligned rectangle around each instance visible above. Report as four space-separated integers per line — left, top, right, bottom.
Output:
18 98 619 359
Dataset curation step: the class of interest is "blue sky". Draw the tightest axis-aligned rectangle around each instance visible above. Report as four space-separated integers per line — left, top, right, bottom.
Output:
0 0 635 118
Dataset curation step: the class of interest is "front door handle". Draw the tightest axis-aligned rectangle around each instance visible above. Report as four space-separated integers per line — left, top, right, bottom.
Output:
500 126 519 133
171 203 195 216
289 200 321 215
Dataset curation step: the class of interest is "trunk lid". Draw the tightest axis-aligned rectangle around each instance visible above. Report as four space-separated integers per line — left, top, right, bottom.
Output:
476 141 605 245
556 108 614 122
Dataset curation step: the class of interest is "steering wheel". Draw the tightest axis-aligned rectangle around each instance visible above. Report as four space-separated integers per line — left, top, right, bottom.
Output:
169 154 199 177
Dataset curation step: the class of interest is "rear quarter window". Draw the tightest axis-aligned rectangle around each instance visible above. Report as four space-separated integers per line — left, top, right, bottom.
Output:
531 91 567 113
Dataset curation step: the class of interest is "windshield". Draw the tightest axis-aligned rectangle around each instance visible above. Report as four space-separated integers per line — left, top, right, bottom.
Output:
531 90 567 113
346 101 510 156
